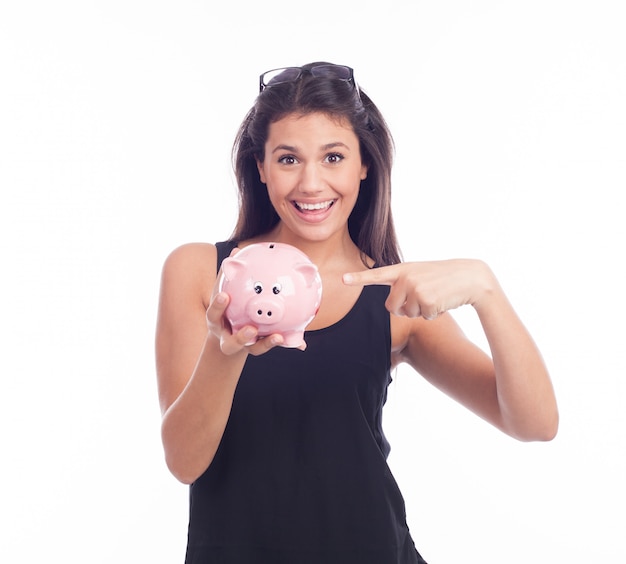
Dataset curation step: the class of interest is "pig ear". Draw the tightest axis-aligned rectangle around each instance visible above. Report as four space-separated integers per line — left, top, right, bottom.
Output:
221 258 247 281
294 263 319 287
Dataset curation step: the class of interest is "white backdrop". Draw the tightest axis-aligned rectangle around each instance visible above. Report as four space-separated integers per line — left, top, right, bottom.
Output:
1 1 624 562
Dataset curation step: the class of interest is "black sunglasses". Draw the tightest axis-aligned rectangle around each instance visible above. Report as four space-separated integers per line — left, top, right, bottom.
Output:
259 64 356 93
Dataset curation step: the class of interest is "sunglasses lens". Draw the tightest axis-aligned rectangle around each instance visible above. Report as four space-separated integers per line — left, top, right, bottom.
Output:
310 65 352 81
260 64 355 93
262 67 302 88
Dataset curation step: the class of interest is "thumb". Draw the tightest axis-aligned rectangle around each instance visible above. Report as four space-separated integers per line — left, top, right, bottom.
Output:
206 291 230 327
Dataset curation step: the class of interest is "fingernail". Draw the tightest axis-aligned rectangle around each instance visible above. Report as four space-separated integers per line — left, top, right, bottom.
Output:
343 273 353 284
216 293 227 305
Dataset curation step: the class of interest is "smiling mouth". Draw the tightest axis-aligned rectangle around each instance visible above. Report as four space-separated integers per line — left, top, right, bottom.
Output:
293 200 335 212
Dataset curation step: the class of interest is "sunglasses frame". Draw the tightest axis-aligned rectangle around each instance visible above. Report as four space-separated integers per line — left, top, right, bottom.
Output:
259 64 356 93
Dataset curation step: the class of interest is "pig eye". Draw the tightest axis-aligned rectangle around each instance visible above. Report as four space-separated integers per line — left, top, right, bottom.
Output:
272 283 282 295
253 282 263 294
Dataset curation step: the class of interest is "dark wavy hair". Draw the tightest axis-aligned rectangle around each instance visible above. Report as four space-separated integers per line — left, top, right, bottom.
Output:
231 62 402 266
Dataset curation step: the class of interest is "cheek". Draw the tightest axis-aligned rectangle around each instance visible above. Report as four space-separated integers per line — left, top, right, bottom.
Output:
342 170 363 196
264 179 291 209
266 170 297 194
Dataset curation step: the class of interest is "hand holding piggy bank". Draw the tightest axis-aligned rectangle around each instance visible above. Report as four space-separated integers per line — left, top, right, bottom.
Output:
218 242 323 348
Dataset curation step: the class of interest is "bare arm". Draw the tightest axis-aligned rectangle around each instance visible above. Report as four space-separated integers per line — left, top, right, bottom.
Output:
155 244 242 483
344 260 559 441
156 244 286 484
470 272 559 440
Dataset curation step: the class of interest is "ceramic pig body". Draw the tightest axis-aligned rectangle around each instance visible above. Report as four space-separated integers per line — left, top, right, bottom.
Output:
218 242 323 348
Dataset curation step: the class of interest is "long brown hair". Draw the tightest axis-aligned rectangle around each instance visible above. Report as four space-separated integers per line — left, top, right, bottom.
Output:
231 62 402 266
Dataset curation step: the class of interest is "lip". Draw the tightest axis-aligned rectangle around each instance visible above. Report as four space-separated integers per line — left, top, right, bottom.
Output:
291 199 336 223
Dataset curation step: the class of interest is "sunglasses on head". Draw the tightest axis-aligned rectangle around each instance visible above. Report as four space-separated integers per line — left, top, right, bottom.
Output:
259 64 356 93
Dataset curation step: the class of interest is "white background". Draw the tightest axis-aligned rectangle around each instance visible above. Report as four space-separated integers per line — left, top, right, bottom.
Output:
1 1 624 562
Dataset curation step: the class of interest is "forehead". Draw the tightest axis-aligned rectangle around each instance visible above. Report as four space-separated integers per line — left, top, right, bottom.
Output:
267 112 357 144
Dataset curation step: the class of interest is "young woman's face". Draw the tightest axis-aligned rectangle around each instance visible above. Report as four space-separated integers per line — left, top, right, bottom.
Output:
256 112 368 244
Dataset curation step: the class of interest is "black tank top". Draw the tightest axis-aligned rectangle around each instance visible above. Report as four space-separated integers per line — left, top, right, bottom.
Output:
184 241 427 564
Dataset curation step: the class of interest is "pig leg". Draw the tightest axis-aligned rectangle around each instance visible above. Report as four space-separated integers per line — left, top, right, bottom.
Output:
280 330 306 348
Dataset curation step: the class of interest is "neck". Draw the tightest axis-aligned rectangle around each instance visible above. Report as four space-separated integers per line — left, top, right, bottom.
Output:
257 226 361 271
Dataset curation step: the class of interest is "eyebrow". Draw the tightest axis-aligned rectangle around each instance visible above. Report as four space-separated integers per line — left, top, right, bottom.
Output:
271 142 351 154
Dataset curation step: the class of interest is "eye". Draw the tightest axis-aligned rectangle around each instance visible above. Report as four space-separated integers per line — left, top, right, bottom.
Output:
272 283 282 295
278 154 298 165
253 282 263 294
325 152 344 164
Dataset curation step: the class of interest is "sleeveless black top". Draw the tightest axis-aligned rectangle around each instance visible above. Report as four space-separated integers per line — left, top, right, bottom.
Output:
184 241 427 564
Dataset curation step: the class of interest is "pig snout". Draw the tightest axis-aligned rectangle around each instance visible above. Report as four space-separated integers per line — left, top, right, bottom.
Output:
245 298 285 326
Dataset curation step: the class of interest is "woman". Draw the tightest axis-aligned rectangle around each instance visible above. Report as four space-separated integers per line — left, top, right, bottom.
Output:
155 62 558 563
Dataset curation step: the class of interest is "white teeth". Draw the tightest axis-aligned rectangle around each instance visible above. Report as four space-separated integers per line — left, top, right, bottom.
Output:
296 200 333 211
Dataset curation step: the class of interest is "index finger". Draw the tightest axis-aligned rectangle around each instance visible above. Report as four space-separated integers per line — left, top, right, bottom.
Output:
343 265 399 287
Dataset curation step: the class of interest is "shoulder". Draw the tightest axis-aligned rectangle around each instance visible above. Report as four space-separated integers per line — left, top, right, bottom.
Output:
160 243 218 309
162 242 217 278
163 242 217 268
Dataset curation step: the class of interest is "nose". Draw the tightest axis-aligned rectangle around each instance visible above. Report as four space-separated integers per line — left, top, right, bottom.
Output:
297 162 324 194
246 298 284 325
255 307 273 319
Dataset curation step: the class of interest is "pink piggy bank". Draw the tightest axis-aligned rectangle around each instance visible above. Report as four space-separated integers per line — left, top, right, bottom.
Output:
218 242 323 348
